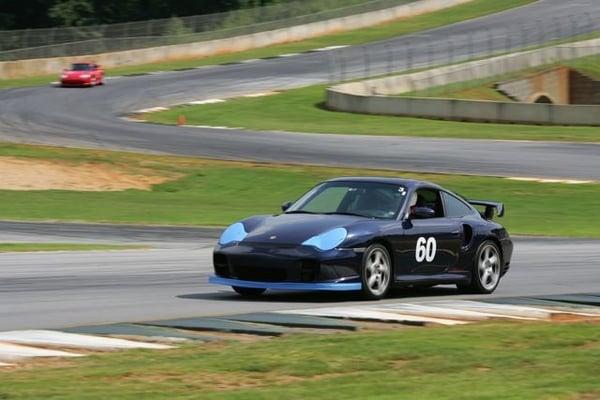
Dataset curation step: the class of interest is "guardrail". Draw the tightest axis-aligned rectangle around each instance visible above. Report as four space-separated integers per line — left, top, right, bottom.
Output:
0 0 471 79
326 39 600 126
0 0 417 61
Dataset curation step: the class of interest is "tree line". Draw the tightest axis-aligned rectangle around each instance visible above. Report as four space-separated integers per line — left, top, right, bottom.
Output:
0 0 288 30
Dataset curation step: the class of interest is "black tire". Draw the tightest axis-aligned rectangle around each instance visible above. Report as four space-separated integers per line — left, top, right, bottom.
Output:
232 286 266 297
458 240 502 294
360 243 392 300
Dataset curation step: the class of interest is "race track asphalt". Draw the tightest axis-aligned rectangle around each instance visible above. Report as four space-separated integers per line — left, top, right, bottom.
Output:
1 234 598 330
1 0 599 179
1 0 599 330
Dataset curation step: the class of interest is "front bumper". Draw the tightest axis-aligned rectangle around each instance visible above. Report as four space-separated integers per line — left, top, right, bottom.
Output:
209 275 361 291
61 79 92 86
211 242 363 290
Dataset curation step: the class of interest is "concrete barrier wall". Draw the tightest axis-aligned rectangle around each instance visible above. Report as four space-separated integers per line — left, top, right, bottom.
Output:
327 38 600 125
0 0 472 79
328 90 600 125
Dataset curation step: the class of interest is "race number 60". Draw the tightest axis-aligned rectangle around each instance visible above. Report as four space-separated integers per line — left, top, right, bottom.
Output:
416 237 437 262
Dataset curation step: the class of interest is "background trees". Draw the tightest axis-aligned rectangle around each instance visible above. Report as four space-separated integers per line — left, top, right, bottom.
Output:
0 0 288 30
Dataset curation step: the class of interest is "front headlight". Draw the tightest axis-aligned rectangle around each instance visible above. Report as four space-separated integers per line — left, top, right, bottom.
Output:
80 74 90 78
302 228 347 251
219 222 247 245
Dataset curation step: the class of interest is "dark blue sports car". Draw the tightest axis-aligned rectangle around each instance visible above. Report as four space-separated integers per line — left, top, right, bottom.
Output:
209 177 513 299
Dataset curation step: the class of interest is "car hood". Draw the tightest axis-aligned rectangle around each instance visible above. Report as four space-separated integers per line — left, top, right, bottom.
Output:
242 213 368 245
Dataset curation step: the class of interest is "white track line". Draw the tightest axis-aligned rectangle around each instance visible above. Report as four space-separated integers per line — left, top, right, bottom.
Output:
507 177 593 184
243 92 278 98
183 125 241 130
135 106 168 113
313 45 349 51
187 99 225 105
120 116 145 122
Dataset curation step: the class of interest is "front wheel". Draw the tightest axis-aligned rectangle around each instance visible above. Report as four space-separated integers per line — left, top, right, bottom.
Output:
232 286 266 297
458 240 502 294
361 244 392 300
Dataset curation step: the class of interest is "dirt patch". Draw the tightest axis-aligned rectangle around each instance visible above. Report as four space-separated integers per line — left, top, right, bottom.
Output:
550 314 600 323
0 157 176 191
570 391 600 400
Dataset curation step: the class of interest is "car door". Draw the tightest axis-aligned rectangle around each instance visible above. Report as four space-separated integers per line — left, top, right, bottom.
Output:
394 188 462 278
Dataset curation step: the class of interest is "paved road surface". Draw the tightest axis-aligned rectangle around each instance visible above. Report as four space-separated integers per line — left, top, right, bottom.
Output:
1 0 599 179
1 1 599 331
0 221 220 246
1 237 598 330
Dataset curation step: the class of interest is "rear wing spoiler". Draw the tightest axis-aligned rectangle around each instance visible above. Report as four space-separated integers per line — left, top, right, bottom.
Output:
468 200 505 219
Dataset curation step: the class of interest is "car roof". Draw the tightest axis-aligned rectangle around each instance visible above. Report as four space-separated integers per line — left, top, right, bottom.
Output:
324 176 443 190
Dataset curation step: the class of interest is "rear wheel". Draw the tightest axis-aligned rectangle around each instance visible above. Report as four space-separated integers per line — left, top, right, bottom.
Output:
232 286 266 297
458 240 502 294
361 244 392 300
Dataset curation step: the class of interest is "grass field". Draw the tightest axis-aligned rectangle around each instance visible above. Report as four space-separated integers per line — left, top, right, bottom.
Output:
146 84 600 142
0 143 599 237
1 321 599 399
0 0 533 90
0 243 145 252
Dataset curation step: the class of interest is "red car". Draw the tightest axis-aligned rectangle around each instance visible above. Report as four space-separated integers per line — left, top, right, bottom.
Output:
60 62 104 87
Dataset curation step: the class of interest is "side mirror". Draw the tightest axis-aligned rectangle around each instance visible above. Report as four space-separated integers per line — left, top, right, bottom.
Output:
281 201 293 212
412 206 436 219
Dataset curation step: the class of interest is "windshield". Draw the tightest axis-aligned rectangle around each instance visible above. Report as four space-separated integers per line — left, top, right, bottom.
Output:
287 181 407 219
71 63 91 71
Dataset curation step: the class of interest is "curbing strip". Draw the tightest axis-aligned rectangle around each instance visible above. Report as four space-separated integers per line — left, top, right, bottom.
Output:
141 317 291 336
220 312 358 330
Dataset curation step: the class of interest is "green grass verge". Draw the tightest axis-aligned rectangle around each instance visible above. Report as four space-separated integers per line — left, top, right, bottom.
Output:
0 0 534 90
145 84 600 142
1 321 599 399
0 243 146 252
1 143 599 237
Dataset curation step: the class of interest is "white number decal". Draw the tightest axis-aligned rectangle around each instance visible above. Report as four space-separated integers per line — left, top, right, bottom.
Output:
415 237 437 263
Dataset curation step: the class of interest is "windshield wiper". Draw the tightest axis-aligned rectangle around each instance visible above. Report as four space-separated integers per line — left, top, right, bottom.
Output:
324 211 369 218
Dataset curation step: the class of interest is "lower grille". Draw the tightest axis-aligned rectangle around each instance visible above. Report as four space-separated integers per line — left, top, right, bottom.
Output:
232 266 287 282
214 265 231 278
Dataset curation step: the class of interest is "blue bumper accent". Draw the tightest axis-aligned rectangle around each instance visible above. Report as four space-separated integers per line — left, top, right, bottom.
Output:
209 275 361 291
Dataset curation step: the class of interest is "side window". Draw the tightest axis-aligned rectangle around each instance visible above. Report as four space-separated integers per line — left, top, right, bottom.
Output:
415 189 444 218
442 192 474 218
